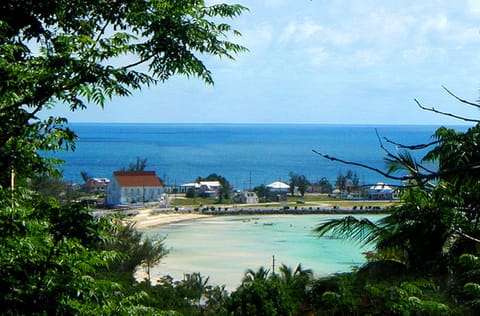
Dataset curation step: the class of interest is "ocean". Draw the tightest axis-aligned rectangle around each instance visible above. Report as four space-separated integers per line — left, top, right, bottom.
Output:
53 123 464 288
54 123 452 189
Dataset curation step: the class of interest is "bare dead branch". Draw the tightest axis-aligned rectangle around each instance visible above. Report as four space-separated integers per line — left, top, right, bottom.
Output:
442 85 480 109
312 149 417 181
312 149 480 184
383 136 440 150
415 99 480 123
374 129 429 176
456 230 480 243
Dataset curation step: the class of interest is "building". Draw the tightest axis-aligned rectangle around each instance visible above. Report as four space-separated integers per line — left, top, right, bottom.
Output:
367 182 395 200
266 181 290 201
85 177 110 193
266 181 290 193
106 171 163 206
180 181 222 197
234 191 259 204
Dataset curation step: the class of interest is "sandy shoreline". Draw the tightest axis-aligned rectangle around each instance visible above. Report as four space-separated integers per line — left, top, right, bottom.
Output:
128 209 210 229
123 205 388 229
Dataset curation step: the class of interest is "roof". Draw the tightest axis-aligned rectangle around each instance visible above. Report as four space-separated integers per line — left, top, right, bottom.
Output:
88 177 110 183
113 171 163 187
180 182 200 188
180 181 222 189
199 181 221 189
369 182 394 192
266 181 290 189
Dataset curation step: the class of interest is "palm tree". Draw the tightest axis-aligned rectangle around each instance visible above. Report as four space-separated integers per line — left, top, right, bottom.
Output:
314 123 480 273
242 266 270 284
278 264 313 301
140 236 169 282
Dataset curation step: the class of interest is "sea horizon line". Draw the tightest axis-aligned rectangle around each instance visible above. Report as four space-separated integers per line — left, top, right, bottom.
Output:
66 121 471 128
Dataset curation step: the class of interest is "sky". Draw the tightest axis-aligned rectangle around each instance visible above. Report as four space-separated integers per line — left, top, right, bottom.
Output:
45 0 480 125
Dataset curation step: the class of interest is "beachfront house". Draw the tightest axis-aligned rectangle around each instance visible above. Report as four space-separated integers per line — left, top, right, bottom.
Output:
367 182 396 200
85 177 110 193
106 171 164 206
234 191 259 204
180 181 222 198
266 181 290 201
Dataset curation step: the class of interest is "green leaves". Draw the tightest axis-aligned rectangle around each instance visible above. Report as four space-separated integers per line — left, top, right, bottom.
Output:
0 0 247 189
314 215 381 247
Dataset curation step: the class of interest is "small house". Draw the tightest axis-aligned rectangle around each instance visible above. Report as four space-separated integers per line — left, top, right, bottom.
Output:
234 191 259 204
106 171 163 206
180 181 222 197
368 182 395 200
266 181 290 201
85 177 110 193
266 181 290 193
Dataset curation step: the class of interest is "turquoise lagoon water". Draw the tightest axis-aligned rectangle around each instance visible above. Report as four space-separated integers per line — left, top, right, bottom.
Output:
142 214 384 289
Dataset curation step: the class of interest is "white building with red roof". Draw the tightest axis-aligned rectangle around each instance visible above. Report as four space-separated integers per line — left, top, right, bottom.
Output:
106 171 164 206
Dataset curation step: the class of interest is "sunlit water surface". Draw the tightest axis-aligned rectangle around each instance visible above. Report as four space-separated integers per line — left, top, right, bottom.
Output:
142 214 384 289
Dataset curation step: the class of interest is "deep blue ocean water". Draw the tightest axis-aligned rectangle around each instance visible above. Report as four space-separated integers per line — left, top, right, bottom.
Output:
54 123 462 189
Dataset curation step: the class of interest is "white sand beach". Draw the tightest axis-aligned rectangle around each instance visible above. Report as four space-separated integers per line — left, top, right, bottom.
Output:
128 209 209 229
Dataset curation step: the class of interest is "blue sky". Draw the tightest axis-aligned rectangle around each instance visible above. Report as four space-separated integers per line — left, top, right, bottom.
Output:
47 0 480 125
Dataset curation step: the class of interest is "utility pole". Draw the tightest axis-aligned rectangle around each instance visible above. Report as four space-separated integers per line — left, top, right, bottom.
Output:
272 255 276 275
249 171 252 191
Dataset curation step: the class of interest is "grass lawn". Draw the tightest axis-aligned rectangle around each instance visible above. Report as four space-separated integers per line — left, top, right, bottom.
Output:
169 193 399 210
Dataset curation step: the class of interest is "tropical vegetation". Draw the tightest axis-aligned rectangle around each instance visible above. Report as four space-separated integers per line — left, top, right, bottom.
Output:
312 106 480 314
0 0 248 314
2 0 480 315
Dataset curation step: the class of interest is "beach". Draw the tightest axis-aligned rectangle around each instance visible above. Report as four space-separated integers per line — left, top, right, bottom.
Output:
127 208 210 229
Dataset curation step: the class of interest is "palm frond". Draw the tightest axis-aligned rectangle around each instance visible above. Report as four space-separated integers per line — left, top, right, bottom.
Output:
314 216 382 247
385 150 419 176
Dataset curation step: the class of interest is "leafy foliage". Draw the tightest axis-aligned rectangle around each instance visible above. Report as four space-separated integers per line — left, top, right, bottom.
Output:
0 2 248 313
0 0 247 188
313 114 480 314
225 265 314 315
0 191 141 314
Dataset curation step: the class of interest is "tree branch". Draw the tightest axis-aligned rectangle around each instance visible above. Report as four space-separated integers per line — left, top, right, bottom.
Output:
456 230 480 243
415 99 480 123
94 19 110 45
122 54 156 70
382 136 440 150
312 149 415 181
442 85 480 109
374 129 433 177
312 149 480 184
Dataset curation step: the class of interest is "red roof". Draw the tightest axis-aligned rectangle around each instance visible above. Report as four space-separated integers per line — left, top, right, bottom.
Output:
114 171 163 187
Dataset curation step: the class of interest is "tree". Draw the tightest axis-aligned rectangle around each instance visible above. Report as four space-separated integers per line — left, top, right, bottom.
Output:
0 1 247 313
0 0 247 189
80 171 91 183
314 177 333 193
309 91 480 314
314 91 480 273
288 172 311 197
122 156 148 172
29 173 81 204
0 195 136 314
226 265 313 315
335 169 359 192
335 172 347 191
140 236 170 283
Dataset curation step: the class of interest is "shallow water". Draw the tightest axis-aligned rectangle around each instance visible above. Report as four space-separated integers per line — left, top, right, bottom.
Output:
142 214 384 289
